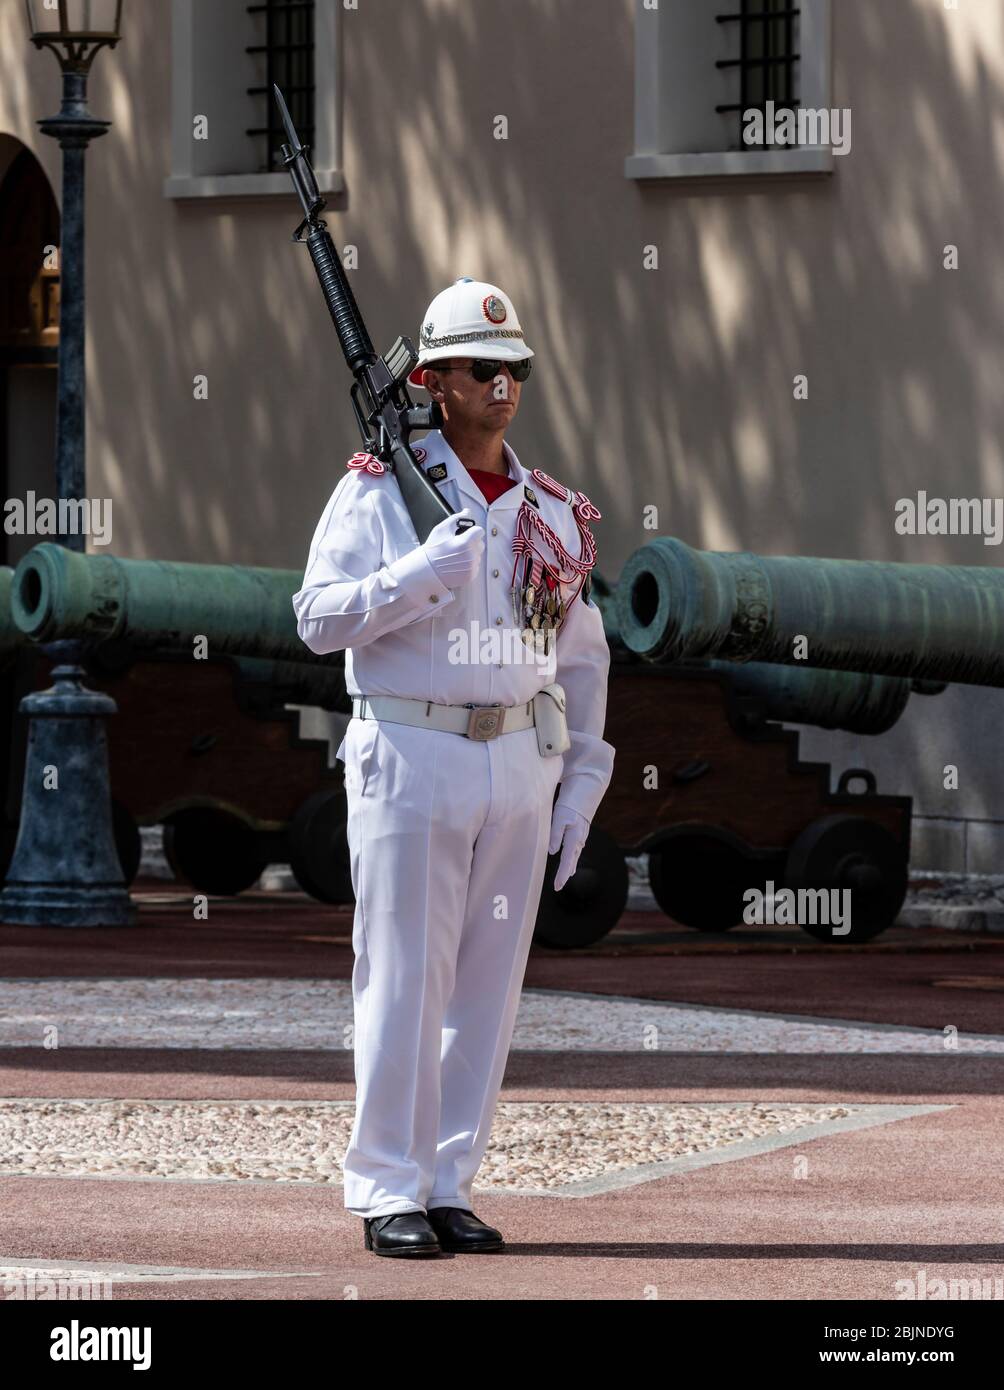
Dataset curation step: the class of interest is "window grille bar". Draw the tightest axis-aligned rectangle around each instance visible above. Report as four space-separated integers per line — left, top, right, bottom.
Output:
740 0 748 113
715 0 800 140
763 0 772 110
245 0 315 172
265 0 274 166
715 7 800 18
716 54 799 69
245 42 313 53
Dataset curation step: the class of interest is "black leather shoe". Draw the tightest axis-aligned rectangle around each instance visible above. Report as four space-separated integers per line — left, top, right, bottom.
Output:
363 1211 441 1257
425 1206 504 1252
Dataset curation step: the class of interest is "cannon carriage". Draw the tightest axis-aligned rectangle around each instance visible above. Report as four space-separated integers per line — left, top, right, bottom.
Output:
533 652 917 948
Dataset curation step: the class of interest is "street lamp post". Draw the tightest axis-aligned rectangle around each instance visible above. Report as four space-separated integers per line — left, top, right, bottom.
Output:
0 0 134 926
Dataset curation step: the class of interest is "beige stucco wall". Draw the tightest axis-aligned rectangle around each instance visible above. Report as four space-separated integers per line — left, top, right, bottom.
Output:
3 0 1004 867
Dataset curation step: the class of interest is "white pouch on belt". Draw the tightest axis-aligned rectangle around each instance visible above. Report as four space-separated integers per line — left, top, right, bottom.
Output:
533 681 571 757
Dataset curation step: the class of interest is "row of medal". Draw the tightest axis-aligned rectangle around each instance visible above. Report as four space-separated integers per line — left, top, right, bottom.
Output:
510 554 570 655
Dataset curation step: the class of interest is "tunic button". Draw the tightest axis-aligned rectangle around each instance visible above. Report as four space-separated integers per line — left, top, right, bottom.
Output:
496 617 503 625
430 594 439 602
492 568 499 577
491 527 498 536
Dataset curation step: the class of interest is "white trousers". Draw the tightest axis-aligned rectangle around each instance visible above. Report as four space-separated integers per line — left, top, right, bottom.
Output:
340 715 563 1218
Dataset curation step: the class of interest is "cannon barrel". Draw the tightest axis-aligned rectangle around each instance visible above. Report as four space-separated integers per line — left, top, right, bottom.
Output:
586 570 625 651
8 543 941 734
82 636 350 714
10 543 341 668
696 660 941 735
593 567 934 735
616 537 1004 686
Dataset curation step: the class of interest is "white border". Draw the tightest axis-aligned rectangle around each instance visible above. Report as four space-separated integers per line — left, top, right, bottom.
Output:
626 0 834 183
163 0 343 202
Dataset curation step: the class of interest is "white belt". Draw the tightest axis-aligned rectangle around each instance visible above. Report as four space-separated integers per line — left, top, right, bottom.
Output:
351 693 536 741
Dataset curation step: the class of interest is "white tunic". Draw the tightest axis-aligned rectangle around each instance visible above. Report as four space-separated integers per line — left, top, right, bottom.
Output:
290 428 614 824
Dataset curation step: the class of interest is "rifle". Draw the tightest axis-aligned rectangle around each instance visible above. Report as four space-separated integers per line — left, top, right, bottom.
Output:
272 84 473 543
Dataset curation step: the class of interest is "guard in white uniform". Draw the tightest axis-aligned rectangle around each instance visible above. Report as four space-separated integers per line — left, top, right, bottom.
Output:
291 278 614 1257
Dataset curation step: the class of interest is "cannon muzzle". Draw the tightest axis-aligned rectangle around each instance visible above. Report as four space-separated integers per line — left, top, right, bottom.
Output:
616 537 1004 686
0 567 29 668
11 543 334 667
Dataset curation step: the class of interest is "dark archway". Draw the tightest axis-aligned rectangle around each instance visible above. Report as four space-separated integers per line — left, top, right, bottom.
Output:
0 139 60 569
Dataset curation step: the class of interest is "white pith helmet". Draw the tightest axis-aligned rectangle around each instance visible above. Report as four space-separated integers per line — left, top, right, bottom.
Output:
407 277 534 388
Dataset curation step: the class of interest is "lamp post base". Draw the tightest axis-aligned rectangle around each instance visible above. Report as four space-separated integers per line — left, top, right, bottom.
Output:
0 646 135 928
0 882 134 928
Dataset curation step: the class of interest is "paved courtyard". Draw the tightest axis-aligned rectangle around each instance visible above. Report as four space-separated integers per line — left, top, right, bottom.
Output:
2 883 1003 1300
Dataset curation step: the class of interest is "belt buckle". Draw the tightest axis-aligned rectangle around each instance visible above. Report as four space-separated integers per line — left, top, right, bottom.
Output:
465 704 505 740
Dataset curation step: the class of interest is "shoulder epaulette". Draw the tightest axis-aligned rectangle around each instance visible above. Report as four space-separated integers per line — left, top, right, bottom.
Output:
530 467 573 504
529 467 602 526
346 451 387 476
346 447 429 477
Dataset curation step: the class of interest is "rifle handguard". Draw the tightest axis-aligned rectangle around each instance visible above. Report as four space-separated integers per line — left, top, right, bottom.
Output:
304 225 374 370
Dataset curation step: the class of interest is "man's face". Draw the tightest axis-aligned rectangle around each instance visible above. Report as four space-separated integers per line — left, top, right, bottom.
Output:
422 358 522 432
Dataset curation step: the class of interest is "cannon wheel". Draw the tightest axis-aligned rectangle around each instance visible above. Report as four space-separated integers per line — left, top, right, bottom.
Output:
648 828 754 931
162 807 267 896
287 786 354 905
784 814 907 943
534 824 629 948
111 800 142 885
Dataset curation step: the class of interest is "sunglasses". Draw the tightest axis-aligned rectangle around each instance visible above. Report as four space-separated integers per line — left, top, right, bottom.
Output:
436 358 533 383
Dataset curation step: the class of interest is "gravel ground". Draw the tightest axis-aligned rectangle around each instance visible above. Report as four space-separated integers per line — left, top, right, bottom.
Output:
0 1097 862 1189
0 978 1001 1051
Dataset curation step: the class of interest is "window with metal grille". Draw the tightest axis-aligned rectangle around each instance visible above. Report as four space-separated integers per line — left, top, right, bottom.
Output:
715 1 800 148
246 0 315 173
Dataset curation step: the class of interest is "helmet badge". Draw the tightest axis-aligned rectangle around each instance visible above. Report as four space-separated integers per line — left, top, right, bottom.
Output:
482 295 507 325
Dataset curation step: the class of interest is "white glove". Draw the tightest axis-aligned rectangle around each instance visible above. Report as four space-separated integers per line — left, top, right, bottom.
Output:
421 508 485 588
549 803 591 891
